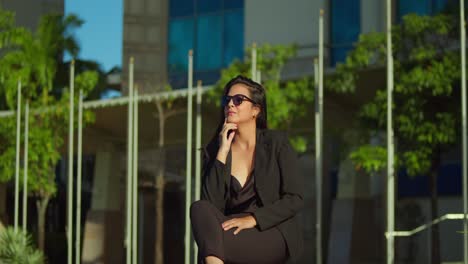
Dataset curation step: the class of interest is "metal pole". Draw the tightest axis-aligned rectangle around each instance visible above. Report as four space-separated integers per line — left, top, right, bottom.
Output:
68 60 75 264
319 9 324 132
319 9 324 156
75 90 83 264
22 101 29 233
194 80 202 202
195 80 202 200
386 0 395 263
14 80 21 233
314 59 322 264
256 70 261 84
460 0 468 263
132 87 139 264
252 43 257 82
193 80 203 264
126 57 134 264
314 58 322 264
318 9 325 263
184 49 194 264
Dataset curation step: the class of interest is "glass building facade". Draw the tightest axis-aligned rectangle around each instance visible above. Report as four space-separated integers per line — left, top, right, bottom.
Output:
168 0 244 88
398 0 450 19
329 0 453 66
330 0 361 66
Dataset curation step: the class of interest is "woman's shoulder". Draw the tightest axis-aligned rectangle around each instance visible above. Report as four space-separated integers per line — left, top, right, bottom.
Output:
260 128 289 145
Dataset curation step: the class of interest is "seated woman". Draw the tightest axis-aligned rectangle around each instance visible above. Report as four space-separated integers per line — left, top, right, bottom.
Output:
190 75 304 264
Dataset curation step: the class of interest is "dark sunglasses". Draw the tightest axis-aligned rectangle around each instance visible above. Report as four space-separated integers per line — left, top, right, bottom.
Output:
221 94 256 107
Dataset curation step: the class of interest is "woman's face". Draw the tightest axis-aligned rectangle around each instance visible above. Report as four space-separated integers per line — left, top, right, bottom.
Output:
224 84 260 124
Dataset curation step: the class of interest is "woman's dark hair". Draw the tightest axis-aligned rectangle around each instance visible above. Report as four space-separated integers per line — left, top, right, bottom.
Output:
202 75 268 172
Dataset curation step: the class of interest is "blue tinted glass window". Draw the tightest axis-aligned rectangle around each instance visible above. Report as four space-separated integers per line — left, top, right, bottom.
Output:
197 0 222 13
432 0 448 13
331 47 351 67
168 18 195 72
195 71 221 86
224 10 244 67
398 0 430 18
170 0 194 18
224 0 244 9
331 0 360 65
196 15 223 70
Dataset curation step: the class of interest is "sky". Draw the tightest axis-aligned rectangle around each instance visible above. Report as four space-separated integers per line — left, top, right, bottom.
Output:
65 0 123 72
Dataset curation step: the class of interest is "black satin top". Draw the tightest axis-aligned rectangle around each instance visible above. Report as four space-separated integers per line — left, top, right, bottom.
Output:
225 169 259 215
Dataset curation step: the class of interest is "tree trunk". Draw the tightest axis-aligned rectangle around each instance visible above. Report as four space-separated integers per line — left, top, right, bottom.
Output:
0 183 8 233
155 164 165 264
36 195 50 251
155 102 166 264
429 154 440 264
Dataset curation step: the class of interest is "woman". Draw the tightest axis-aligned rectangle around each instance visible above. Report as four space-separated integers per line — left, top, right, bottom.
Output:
190 75 304 264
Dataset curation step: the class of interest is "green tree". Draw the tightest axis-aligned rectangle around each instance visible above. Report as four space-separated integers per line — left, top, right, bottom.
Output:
151 84 188 264
330 13 459 263
0 8 28 110
0 10 98 251
206 43 314 152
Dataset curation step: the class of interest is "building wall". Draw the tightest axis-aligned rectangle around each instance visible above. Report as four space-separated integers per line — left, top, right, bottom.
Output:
361 0 385 34
0 0 64 29
244 0 327 54
244 0 388 78
245 0 328 79
122 0 168 95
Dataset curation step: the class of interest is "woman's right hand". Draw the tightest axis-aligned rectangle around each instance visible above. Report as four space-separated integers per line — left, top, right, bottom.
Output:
218 118 237 154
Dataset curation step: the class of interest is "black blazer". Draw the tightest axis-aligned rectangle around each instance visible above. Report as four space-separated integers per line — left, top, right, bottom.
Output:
201 128 304 263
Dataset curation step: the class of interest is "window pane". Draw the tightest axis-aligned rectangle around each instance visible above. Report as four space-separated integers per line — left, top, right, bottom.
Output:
398 0 430 18
224 0 244 10
331 0 360 65
331 46 352 66
197 0 222 13
168 18 195 72
433 0 448 13
194 70 221 86
224 10 244 67
170 0 194 18
196 14 223 70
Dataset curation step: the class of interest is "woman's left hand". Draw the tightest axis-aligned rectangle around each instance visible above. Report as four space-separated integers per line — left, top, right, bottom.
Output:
221 215 257 235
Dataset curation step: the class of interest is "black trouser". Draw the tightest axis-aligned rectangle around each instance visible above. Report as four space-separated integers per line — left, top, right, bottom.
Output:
190 200 288 264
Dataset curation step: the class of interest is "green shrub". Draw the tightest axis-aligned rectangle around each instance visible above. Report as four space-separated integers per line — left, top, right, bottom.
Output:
0 227 45 264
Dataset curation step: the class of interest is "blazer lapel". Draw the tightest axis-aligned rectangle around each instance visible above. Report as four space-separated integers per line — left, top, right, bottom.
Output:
225 147 233 190
253 128 269 193
223 128 269 192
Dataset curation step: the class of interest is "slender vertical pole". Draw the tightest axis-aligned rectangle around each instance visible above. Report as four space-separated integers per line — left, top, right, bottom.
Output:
75 90 83 264
193 80 203 264
386 1 395 263
256 70 261 84
318 9 325 263
126 57 134 264
184 49 194 264
460 1 468 263
314 58 322 264
22 101 29 233
14 80 21 233
68 60 75 264
132 87 139 264
251 43 257 82
194 80 202 202
319 9 324 129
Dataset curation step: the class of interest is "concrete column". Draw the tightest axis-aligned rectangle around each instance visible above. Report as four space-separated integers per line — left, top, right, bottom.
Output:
82 144 123 264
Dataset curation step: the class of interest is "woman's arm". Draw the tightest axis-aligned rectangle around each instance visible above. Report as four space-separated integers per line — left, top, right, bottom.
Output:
200 150 230 212
201 120 236 211
252 132 304 231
